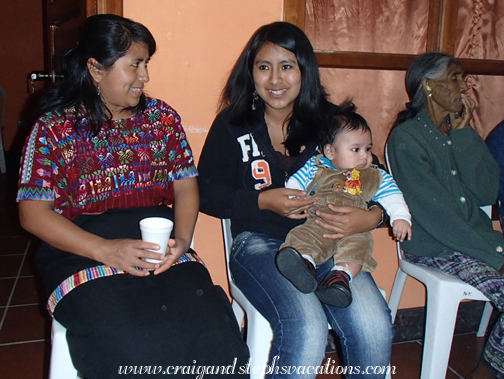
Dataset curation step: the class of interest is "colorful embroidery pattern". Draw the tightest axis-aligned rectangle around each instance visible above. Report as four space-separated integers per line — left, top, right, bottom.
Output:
46 252 206 316
17 98 198 220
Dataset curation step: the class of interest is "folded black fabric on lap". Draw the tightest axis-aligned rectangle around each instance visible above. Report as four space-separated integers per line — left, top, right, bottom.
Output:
36 205 181 296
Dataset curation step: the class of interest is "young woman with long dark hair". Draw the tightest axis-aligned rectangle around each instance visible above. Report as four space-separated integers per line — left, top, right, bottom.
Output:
198 22 393 379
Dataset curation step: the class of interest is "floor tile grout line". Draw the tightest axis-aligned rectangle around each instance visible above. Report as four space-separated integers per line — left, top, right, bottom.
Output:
415 338 471 379
0 275 35 280
7 303 41 308
392 339 421 345
0 239 32 333
0 339 45 346
448 366 464 378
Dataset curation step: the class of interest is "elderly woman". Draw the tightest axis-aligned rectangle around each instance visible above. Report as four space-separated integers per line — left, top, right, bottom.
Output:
387 51 504 379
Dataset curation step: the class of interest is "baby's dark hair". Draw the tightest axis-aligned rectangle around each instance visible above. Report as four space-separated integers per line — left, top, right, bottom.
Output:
319 101 371 150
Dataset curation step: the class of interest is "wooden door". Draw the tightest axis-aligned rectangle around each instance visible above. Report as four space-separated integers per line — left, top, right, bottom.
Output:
30 0 123 88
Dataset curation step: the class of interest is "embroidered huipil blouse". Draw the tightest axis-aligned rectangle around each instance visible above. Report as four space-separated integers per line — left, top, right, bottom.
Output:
17 97 197 217
16 98 200 315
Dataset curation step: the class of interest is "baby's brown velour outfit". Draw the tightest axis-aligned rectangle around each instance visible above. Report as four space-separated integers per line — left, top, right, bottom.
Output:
280 154 382 272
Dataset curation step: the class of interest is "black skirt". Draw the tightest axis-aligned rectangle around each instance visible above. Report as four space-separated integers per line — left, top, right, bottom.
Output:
37 206 250 378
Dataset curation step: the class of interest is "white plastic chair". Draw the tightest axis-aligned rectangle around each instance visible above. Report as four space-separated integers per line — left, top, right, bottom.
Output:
388 240 493 379
385 146 493 379
49 319 82 379
222 218 272 378
222 219 391 379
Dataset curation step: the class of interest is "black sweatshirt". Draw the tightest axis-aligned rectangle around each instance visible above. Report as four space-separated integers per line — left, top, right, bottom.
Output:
197 108 386 241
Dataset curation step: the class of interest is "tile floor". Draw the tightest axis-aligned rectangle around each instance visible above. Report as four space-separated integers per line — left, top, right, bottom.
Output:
0 161 490 379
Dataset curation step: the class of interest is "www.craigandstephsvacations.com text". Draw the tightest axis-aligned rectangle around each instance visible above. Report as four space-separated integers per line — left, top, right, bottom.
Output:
118 356 397 377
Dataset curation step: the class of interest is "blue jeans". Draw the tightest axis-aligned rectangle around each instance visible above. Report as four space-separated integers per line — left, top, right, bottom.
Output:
230 232 394 379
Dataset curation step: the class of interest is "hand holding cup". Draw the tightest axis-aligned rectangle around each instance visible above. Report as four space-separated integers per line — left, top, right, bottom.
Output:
139 217 173 264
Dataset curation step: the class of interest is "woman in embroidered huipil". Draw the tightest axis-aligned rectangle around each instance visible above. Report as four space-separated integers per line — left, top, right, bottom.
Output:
16 14 248 378
387 51 504 379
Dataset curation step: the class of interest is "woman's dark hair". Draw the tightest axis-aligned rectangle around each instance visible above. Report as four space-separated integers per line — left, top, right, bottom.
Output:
36 14 156 135
219 21 329 156
392 51 460 128
320 101 371 151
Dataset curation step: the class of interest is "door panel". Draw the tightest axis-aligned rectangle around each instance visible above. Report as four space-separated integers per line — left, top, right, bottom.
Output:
45 0 87 81
30 0 123 88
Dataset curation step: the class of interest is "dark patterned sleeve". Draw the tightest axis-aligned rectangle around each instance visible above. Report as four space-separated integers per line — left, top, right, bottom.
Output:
17 114 61 203
159 102 198 181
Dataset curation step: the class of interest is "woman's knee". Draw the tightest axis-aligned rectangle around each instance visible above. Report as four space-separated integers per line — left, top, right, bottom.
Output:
328 273 394 351
352 275 394 341
231 232 280 261
269 306 328 367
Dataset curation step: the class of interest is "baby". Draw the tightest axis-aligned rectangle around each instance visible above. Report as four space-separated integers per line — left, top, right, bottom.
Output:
275 103 412 307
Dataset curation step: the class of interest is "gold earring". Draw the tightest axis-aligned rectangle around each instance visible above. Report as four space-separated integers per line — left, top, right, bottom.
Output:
426 84 432 97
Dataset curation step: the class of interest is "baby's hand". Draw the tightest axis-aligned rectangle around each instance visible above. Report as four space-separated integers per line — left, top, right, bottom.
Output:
391 219 412 242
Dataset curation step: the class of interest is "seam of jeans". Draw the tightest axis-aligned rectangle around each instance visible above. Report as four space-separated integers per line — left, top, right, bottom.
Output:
328 312 351 370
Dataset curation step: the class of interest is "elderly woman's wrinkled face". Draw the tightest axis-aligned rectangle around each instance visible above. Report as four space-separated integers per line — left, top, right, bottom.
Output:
428 63 468 114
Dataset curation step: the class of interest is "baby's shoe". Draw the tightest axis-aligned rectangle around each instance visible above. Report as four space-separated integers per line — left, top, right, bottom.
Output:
315 270 352 308
275 247 317 293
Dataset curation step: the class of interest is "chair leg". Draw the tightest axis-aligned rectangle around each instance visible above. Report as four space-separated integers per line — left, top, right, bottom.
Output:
378 287 386 301
421 290 460 379
49 320 80 379
388 269 407 323
477 302 493 337
231 299 245 330
245 310 273 379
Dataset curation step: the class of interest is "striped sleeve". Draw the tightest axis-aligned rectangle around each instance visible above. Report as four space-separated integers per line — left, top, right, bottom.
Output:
286 156 318 191
373 169 403 201
373 169 411 225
